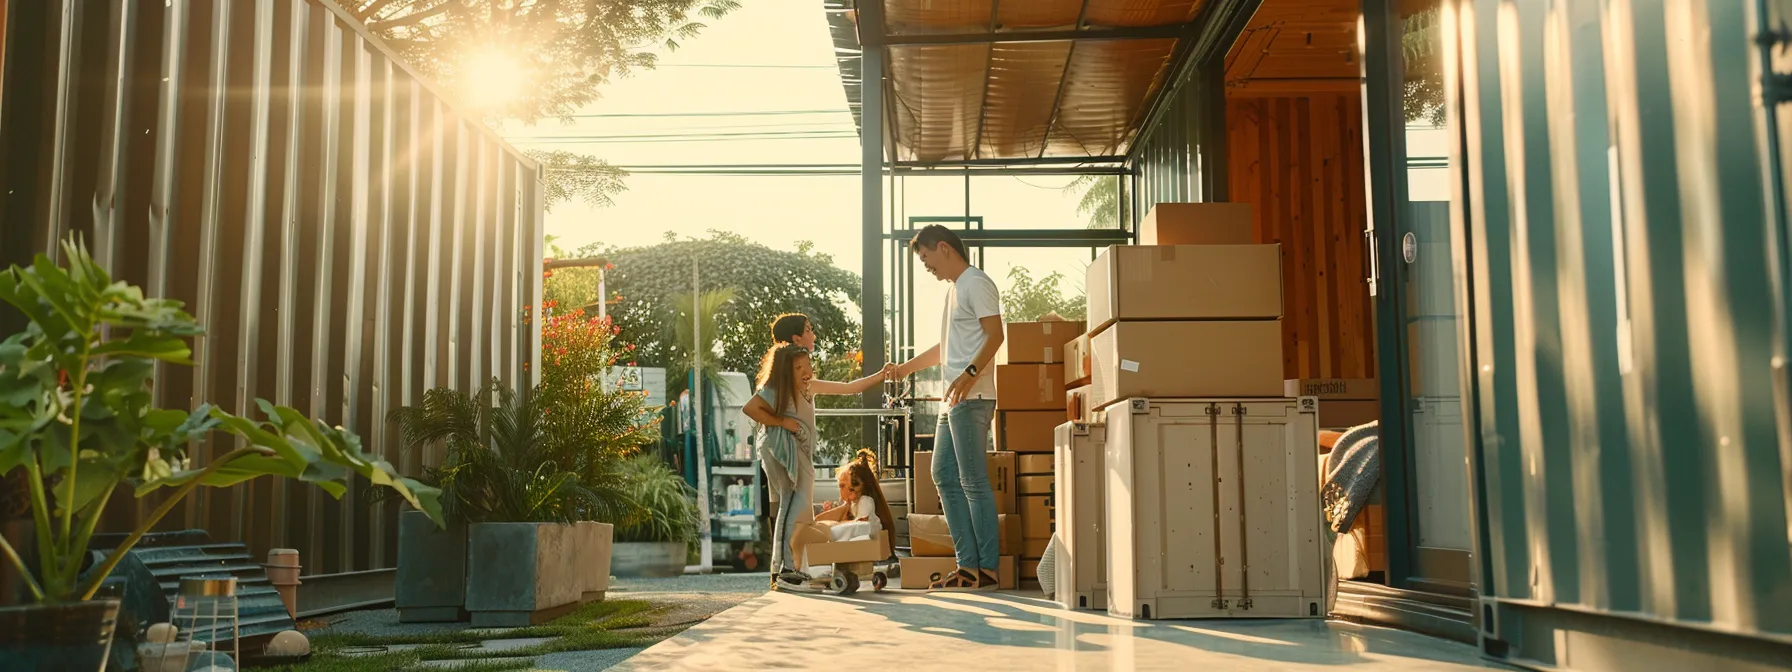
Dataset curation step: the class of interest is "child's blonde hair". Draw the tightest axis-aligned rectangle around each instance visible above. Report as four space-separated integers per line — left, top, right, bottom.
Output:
755 343 809 416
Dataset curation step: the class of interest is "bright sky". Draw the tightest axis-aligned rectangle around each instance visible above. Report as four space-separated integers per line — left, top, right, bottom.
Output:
498 1 1102 360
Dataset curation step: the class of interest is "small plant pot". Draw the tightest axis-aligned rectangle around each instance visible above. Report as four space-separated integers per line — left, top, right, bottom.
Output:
577 521 615 604
0 599 122 672
611 541 689 578
464 523 583 627
395 511 469 623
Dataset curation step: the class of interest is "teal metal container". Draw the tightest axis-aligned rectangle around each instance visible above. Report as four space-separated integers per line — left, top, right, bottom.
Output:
1449 0 1792 667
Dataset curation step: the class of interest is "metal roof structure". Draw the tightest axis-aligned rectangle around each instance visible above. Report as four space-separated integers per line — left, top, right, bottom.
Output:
823 0 1257 168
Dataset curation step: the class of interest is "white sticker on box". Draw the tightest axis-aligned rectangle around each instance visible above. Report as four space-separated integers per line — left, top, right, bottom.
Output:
1119 359 1140 372
1043 346 1055 364
1042 322 1054 334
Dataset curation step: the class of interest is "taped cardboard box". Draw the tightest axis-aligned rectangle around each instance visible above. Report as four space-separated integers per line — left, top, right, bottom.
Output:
1021 558 1041 580
1017 453 1053 475
1284 378 1379 400
1086 245 1283 329
998 410 1061 453
1064 332 1093 386
1001 320 1085 365
1139 202 1254 246
1018 475 1054 495
908 513 1021 557
910 451 1017 516
1067 385 1094 423
1090 321 1284 409
1023 537 1048 558
899 555 1016 590
1318 399 1380 430
800 532 892 569
995 364 1067 411
1021 493 1053 539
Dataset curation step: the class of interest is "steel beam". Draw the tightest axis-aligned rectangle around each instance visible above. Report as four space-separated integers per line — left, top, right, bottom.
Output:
883 23 1192 46
859 0 887 440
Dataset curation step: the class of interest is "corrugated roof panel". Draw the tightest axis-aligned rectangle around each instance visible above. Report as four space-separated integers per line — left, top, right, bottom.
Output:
1046 38 1178 156
996 0 1086 29
978 41 1075 158
890 44 990 162
1083 0 1204 27
884 0 993 34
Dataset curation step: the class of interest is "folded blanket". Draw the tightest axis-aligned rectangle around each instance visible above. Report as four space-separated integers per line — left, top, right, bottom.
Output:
1321 421 1380 533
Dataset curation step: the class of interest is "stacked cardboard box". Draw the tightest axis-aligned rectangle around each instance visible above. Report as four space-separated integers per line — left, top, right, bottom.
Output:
902 451 1019 589
1286 378 1380 429
994 320 1081 585
1138 202 1254 246
1085 243 1286 408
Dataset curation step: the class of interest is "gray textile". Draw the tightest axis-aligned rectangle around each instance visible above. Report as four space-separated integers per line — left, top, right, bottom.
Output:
1321 421 1380 534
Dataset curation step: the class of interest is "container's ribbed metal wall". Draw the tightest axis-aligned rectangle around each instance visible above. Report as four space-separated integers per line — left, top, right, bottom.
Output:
0 0 546 577
1131 68 1207 216
1451 0 1792 666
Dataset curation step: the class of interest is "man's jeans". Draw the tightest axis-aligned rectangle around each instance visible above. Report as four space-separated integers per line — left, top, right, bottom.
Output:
932 399 999 572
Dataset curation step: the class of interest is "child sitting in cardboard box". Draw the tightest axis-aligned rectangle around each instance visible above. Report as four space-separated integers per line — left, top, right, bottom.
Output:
782 451 896 594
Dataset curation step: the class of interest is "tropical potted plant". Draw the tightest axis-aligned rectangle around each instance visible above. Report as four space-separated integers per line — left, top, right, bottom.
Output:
609 454 699 578
0 238 442 671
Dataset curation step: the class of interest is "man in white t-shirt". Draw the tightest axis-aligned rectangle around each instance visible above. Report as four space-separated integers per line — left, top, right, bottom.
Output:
890 225 1005 591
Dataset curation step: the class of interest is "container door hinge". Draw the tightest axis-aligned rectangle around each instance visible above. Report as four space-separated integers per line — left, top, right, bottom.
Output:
1758 21 1792 106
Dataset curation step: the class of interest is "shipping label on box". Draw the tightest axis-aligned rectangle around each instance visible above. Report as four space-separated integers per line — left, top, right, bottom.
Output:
1140 202 1254 246
913 450 1016 514
1085 244 1283 328
899 556 1016 590
1021 493 1053 539
998 410 1062 453
1017 453 1053 475
1284 378 1379 400
1064 333 1093 385
995 364 1067 411
1090 321 1285 409
1018 475 1055 495
1001 320 1086 365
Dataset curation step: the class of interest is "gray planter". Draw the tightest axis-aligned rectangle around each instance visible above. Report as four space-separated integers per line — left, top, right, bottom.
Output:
577 522 614 604
394 511 467 623
465 523 583 627
611 542 688 578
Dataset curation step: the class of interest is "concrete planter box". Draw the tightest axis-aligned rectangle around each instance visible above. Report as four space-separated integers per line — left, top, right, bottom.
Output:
577 521 614 604
395 511 468 623
611 541 688 578
465 523 583 627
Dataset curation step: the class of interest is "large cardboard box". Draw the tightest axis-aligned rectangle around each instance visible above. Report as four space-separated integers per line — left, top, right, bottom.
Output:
801 532 893 569
908 513 1021 557
995 364 1067 411
1018 475 1054 495
1054 422 1107 611
1284 378 1379 400
1085 245 1283 329
910 451 1017 515
1024 537 1048 558
1090 321 1284 408
1001 320 1086 365
1106 399 1325 619
1021 558 1041 581
1017 454 1053 475
1020 493 1053 539
998 410 1060 453
1139 202 1254 246
1064 332 1093 386
899 556 1016 590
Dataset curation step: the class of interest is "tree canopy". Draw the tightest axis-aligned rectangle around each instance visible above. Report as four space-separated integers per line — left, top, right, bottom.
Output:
1001 266 1087 322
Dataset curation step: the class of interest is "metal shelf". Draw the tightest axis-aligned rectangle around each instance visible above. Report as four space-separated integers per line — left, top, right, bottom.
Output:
712 465 756 477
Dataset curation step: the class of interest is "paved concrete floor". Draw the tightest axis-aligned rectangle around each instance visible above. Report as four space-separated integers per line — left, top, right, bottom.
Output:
615 590 1510 671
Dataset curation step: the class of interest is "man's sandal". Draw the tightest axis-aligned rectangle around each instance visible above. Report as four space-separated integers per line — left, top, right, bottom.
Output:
927 568 982 592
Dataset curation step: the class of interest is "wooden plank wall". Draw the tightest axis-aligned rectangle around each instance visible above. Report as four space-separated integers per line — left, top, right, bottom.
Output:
1226 93 1376 379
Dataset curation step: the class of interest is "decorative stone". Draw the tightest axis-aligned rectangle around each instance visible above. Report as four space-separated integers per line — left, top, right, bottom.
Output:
265 630 310 657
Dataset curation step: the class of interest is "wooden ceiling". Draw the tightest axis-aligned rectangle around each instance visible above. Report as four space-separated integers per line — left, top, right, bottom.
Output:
1223 0 1361 96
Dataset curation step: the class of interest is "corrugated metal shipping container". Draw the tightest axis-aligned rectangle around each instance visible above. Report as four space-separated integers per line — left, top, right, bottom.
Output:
0 0 546 579
1448 0 1792 667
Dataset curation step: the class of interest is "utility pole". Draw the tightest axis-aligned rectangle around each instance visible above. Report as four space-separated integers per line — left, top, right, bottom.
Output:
693 258 712 574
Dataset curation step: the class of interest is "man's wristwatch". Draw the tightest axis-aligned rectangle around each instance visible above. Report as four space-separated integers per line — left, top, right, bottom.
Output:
964 364 979 378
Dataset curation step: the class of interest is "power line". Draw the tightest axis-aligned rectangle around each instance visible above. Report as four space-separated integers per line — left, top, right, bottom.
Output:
560 109 850 119
513 132 860 145
651 63 836 69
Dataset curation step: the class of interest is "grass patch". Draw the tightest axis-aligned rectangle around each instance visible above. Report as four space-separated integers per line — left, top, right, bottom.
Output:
285 599 676 671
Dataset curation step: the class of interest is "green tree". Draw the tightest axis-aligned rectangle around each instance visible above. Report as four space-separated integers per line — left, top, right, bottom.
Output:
529 150 630 213
1065 175 1119 229
1001 266 1087 322
1402 8 1446 126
